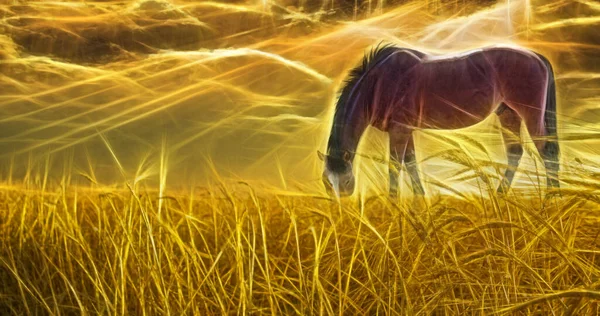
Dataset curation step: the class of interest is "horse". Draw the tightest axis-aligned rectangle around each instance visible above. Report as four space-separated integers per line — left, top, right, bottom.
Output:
318 43 559 198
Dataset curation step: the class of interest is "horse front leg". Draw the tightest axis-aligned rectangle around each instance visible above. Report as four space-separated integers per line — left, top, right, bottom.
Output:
389 131 407 198
404 136 425 196
389 128 424 198
389 155 401 198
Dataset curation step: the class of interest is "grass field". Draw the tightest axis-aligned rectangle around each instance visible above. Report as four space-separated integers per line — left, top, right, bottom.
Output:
1 179 600 314
1 0 600 314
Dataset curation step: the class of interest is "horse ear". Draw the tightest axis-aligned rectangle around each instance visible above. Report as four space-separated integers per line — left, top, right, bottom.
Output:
343 151 351 162
317 150 326 161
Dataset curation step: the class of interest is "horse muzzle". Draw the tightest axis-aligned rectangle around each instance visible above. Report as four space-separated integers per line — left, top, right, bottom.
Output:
323 173 355 198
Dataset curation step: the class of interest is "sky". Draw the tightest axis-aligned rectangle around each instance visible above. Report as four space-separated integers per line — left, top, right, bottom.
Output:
0 0 598 197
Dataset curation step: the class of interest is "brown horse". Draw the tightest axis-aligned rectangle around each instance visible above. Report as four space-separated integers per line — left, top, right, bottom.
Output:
319 43 559 197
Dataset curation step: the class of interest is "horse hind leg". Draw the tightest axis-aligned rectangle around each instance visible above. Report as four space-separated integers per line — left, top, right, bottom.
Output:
541 106 560 189
543 136 560 189
523 111 560 190
496 103 524 194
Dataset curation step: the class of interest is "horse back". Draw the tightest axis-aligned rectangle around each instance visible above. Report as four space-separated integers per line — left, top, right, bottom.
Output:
410 49 501 129
399 47 548 130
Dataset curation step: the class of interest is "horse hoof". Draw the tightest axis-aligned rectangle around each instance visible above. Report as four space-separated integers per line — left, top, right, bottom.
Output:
545 188 562 200
496 186 508 196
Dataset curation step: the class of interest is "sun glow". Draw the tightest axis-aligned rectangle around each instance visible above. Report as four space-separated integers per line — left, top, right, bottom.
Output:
0 0 598 193
0 0 597 197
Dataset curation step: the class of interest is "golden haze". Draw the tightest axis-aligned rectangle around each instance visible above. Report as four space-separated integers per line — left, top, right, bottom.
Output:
0 0 599 314
0 0 597 194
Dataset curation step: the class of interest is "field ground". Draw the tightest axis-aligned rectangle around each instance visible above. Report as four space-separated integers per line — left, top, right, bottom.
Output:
1 182 600 314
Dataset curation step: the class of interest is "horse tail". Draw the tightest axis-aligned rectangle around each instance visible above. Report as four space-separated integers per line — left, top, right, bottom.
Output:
535 52 560 187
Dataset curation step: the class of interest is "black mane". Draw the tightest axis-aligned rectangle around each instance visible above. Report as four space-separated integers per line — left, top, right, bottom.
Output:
328 42 400 156
340 43 399 98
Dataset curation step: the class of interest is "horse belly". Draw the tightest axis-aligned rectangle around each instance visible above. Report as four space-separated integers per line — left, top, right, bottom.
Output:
420 88 495 129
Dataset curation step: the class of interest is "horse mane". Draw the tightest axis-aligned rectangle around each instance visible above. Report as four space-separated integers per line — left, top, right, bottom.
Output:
328 43 400 155
336 43 400 111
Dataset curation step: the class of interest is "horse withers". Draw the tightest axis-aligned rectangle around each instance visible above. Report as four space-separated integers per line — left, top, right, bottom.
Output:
319 44 559 198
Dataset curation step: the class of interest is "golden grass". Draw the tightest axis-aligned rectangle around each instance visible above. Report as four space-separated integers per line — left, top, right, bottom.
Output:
1 178 600 314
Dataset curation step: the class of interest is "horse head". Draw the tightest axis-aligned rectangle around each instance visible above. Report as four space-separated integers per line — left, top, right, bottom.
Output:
318 150 355 198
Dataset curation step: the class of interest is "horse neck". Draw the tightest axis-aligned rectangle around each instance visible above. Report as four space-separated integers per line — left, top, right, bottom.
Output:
327 91 371 160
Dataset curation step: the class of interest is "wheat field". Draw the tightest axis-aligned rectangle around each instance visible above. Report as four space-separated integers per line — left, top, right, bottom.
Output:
1 0 600 314
2 177 600 314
